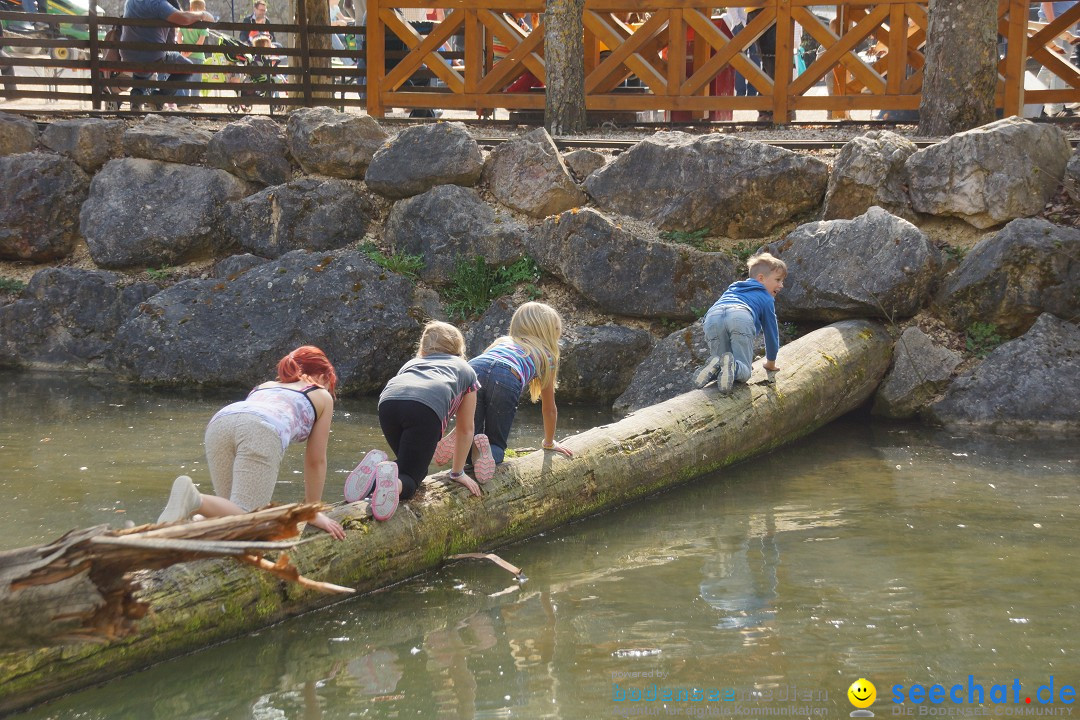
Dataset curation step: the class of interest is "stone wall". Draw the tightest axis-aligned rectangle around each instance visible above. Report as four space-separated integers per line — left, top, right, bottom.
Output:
1 110 1077 434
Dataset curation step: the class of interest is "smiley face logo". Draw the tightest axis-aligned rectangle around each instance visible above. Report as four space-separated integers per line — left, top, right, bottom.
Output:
848 678 876 709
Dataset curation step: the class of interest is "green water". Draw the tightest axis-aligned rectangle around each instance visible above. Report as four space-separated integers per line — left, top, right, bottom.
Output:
2 373 1078 719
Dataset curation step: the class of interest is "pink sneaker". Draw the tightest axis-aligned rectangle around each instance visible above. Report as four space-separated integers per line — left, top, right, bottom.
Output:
344 449 387 502
433 430 456 465
472 433 496 484
371 461 401 521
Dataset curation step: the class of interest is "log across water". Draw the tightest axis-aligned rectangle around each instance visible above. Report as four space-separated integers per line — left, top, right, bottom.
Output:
0 319 893 715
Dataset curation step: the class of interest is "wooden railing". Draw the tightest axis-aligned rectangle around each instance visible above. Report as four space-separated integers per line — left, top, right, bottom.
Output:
1 1 1079 119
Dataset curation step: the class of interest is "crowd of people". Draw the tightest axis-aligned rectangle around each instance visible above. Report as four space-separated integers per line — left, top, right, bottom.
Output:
156 253 788 539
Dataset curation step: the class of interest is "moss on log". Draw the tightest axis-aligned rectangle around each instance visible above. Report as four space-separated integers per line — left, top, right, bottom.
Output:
0 319 893 715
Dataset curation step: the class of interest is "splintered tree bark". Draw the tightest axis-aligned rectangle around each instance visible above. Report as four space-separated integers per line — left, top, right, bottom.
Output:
918 0 998 135
544 0 587 135
0 320 894 715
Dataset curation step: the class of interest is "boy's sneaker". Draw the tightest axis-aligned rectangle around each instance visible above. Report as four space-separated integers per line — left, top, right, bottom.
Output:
693 355 722 389
371 461 401 521
472 433 496 484
344 448 387 502
718 352 736 394
433 430 456 465
157 475 201 524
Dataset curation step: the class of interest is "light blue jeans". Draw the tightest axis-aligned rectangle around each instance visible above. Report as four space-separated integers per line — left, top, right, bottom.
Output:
703 305 756 383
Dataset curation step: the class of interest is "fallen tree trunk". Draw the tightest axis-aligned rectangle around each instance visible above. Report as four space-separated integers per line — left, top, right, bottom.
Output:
0 319 893 715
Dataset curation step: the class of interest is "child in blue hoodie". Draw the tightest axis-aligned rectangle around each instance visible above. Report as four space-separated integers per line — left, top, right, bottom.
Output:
694 252 787 393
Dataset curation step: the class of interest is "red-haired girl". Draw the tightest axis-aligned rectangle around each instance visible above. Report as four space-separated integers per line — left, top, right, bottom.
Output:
157 345 346 539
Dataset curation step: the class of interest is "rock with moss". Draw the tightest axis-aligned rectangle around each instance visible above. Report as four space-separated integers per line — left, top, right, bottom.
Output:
534 208 740 319
483 128 585 218
926 313 1080 434
0 152 89 261
286 107 388 179
384 184 526 283
933 218 1080 337
766 206 941 321
225 177 375 258
906 117 1069 229
110 249 426 393
0 112 37 156
0 268 159 370
613 320 709 415
123 115 214 165
584 132 828 238
365 122 483 199
824 130 917 221
207 116 292 186
871 326 962 419
41 118 125 172
81 158 253 269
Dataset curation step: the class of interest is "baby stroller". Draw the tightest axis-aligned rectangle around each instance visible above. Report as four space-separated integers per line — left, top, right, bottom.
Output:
227 33 285 114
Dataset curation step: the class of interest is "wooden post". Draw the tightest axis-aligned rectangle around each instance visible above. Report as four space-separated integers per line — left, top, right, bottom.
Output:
365 0 383 116
88 0 100 110
773 0 792 122
1003 0 1027 117
297 0 312 106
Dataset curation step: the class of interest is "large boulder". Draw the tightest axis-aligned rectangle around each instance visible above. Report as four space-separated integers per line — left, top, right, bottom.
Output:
559 323 654 403
123 115 214 165
41 118 125 173
206 116 293 186
110 249 428 393
533 209 740 319
0 153 90 261
365 122 483 199
871 326 962 419
384 184 527 284
1064 149 1080 207
926 313 1080 435
933 218 1080 336
766 206 941 321
225 177 375 258
583 132 829 238
483 128 586 218
612 321 709 415
465 296 515 357
286 107 389 179
81 158 252 269
0 112 37 155
824 130 917 221
0 268 159 369
906 117 1070 229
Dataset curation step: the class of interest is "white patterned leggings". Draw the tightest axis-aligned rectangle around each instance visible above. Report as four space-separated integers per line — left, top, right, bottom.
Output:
204 413 285 512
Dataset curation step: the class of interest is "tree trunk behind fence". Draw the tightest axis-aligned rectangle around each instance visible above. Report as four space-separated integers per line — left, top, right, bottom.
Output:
918 0 998 135
544 0 587 135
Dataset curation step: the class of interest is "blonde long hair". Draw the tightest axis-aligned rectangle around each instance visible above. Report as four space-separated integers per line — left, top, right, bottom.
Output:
418 320 466 358
488 302 562 403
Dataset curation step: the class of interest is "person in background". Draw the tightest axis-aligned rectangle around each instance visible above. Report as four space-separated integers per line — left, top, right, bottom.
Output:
1039 1 1079 117
329 0 353 60
241 0 275 44
177 0 211 108
157 346 346 540
120 0 214 104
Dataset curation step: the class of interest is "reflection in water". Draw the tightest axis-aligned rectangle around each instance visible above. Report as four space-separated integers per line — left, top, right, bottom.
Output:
3 373 1079 720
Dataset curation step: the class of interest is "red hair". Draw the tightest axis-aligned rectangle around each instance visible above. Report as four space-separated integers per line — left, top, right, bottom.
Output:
277 346 338 395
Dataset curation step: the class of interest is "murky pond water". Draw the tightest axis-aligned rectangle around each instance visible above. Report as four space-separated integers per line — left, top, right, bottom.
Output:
2 372 1078 719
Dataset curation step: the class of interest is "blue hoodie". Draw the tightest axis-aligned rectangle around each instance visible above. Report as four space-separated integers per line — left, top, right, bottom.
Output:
705 279 780 361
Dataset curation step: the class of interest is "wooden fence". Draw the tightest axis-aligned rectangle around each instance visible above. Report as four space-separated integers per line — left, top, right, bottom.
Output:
1 0 1079 119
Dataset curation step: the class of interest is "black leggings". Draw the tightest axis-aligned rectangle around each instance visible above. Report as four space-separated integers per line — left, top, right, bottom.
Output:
378 399 441 500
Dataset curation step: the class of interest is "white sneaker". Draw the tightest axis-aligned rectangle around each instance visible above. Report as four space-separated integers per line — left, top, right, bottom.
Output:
157 475 201 523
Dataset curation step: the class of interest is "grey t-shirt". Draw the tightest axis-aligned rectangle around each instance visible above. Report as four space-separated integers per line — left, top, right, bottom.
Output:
379 354 480 431
120 0 179 62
